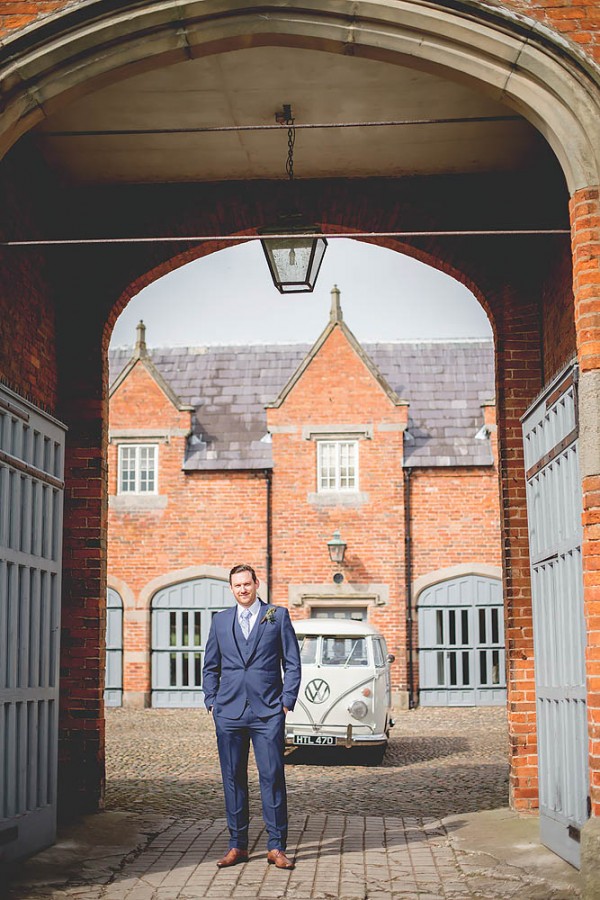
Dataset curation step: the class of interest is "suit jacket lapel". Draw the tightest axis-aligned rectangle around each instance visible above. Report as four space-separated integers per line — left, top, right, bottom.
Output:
228 606 245 662
245 600 268 664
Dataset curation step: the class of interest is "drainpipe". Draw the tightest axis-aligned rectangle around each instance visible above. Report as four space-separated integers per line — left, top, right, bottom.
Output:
404 467 415 709
264 468 273 601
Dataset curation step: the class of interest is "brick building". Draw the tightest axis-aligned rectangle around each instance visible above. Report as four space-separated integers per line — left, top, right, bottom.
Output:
0 0 599 886
107 288 502 710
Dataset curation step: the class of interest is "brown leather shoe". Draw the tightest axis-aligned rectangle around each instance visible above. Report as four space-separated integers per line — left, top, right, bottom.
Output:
216 848 249 868
267 849 295 869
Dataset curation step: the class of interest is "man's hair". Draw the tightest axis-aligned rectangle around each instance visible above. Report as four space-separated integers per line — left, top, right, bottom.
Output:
229 564 258 585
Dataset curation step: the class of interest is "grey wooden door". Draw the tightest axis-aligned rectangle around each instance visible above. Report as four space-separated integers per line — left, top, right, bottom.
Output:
418 575 506 706
0 385 66 862
151 578 234 707
104 588 123 708
522 363 588 868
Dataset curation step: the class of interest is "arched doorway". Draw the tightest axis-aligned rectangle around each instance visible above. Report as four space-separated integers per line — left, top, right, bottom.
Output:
104 588 123 708
417 574 505 707
151 578 234 707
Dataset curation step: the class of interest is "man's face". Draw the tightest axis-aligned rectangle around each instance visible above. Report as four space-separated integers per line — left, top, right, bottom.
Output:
230 571 259 608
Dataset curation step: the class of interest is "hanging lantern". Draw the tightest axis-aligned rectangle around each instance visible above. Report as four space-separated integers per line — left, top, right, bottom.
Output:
259 219 328 294
259 105 327 294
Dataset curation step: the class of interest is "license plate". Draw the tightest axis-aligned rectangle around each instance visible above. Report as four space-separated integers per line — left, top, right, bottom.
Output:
293 734 335 746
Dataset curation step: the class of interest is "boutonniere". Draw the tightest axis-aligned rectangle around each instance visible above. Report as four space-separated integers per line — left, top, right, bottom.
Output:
261 607 277 624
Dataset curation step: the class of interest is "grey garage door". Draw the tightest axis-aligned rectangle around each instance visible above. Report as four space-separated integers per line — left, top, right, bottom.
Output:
151 577 234 707
522 363 588 868
418 575 506 706
104 588 123 708
0 385 66 863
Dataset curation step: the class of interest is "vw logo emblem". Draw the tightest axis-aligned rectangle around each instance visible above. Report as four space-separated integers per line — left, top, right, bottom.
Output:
305 679 330 704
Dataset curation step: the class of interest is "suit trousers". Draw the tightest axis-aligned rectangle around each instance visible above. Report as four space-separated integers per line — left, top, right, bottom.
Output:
214 703 288 852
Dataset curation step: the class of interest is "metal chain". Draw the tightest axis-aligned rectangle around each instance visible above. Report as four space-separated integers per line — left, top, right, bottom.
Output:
286 115 295 181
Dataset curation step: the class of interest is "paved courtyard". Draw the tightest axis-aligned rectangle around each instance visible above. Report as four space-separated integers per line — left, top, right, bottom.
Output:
5 707 582 899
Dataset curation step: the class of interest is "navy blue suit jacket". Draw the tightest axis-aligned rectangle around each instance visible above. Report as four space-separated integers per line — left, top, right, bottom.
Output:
202 601 301 718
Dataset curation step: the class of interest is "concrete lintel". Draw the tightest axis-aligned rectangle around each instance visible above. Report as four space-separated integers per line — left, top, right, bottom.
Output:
109 495 168 511
307 491 369 508
377 422 408 432
302 424 374 440
109 428 188 442
288 582 389 607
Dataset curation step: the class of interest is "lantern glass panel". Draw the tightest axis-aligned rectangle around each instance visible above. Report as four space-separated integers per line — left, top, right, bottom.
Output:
260 229 328 293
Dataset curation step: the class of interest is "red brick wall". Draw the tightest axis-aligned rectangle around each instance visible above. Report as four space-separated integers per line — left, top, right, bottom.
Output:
0 150 58 409
495 290 545 811
410 467 502 581
268 326 409 690
108 360 268 697
571 187 600 817
541 241 577 382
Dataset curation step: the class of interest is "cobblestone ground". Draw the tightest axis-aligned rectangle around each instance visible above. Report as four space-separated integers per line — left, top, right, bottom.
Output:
105 706 509 819
6 707 582 899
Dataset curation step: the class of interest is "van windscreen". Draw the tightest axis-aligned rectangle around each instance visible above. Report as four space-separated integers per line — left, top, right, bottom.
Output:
322 637 368 666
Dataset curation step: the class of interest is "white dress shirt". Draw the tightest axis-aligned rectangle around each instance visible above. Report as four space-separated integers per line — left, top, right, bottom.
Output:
237 597 261 637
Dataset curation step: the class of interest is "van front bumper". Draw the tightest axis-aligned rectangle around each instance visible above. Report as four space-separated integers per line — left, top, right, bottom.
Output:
285 724 388 749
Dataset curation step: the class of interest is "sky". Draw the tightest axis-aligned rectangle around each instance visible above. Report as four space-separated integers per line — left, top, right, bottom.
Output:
109 238 492 349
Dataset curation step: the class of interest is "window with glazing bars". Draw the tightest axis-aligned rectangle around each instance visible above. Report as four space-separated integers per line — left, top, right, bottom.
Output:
317 440 358 491
118 444 158 494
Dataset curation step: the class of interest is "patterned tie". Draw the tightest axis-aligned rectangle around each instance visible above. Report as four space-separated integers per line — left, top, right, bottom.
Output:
240 608 252 639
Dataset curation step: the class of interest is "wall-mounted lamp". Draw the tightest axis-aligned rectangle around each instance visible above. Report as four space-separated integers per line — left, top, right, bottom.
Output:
327 530 347 565
259 104 327 294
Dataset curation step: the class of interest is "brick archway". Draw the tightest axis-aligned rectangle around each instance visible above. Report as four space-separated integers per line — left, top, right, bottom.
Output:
0 2 598 872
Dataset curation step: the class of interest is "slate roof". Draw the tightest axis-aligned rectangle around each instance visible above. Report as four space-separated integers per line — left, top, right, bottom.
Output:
109 339 495 469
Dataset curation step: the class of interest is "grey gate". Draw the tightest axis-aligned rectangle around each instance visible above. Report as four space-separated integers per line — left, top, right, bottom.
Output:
522 362 588 867
151 577 234 707
0 384 66 863
418 575 506 706
104 588 123 708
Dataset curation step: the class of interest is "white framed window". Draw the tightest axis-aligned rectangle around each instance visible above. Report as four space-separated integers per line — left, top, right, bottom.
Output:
317 440 358 492
118 444 158 494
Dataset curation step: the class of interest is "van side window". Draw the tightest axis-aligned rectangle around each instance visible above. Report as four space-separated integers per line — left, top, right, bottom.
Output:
299 635 318 664
373 639 385 668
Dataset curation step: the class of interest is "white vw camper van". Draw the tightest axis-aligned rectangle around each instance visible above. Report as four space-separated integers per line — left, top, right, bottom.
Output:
286 618 395 763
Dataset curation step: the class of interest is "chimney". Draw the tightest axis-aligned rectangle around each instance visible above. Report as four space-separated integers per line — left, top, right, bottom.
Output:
329 284 343 324
134 320 148 358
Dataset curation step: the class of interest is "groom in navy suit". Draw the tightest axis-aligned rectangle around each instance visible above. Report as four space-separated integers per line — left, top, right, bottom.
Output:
203 564 301 869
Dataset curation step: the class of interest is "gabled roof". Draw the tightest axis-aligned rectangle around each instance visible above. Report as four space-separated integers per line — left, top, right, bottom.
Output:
267 286 406 410
109 320 192 413
109 336 495 470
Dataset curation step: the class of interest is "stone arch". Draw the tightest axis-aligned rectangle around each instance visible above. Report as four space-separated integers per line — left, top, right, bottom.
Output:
139 565 231 610
106 226 497 352
414 564 503 604
0 0 598 191
106 574 136 611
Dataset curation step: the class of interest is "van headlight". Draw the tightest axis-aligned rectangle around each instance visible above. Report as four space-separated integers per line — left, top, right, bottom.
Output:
348 700 369 720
